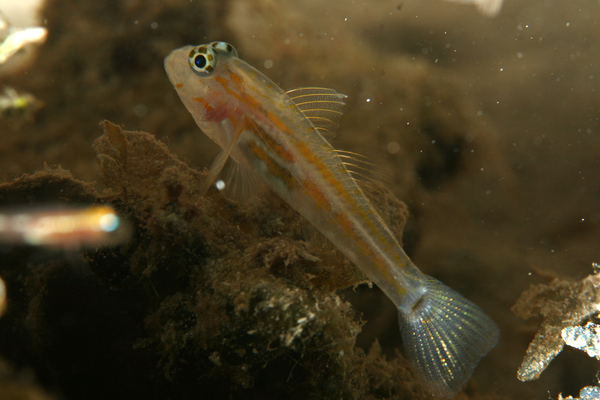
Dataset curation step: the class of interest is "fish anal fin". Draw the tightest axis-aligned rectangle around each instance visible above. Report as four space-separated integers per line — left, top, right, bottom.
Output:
286 87 347 139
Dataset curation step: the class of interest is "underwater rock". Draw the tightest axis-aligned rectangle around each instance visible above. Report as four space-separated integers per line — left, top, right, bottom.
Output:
513 269 600 385
0 121 456 399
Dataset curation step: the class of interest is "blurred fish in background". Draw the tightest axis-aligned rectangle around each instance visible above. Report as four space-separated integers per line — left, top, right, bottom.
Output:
0 205 131 249
0 10 46 65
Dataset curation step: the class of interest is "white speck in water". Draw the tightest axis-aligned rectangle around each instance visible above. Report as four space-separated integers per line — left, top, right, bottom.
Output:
264 59 273 69
150 22 158 29
216 180 225 191
134 104 147 117
387 142 400 154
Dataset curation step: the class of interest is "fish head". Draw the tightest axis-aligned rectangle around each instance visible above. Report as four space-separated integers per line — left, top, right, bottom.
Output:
165 41 269 148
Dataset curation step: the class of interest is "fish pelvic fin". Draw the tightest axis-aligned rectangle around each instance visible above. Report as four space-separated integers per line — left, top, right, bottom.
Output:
398 276 499 398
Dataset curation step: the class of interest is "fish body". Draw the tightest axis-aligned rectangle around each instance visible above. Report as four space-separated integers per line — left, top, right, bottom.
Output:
0 205 129 248
165 42 499 398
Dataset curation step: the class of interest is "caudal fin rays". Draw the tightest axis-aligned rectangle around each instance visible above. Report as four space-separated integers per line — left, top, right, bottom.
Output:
398 276 499 398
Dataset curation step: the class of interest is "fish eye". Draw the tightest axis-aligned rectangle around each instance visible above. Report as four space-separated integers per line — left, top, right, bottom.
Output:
209 41 238 58
188 45 218 76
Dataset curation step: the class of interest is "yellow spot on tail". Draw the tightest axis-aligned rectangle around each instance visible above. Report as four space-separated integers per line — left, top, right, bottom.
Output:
175 83 184 88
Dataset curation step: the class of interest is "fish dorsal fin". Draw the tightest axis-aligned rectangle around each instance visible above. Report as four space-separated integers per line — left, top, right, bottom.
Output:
335 149 391 185
286 87 347 138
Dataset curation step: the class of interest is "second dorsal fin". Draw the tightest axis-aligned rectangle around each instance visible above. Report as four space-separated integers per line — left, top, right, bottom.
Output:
286 87 347 138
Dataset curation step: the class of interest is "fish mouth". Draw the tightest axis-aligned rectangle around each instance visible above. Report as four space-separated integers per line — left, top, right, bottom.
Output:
164 45 195 86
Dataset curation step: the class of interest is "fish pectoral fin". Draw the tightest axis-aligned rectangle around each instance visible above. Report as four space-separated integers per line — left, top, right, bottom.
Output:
219 157 266 202
198 121 245 197
286 87 347 138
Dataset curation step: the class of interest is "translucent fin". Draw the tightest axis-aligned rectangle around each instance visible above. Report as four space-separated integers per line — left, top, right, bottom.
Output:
398 276 499 398
286 87 347 138
335 149 391 184
199 122 245 196
219 157 265 202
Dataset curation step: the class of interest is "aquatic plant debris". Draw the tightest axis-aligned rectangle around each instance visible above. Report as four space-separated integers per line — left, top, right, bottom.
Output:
512 269 600 382
0 86 43 119
0 12 47 64
165 41 498 398
562 322 600 359
558 386 600 400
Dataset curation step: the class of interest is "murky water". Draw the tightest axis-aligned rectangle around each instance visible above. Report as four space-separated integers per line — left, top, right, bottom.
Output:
0 0 598 399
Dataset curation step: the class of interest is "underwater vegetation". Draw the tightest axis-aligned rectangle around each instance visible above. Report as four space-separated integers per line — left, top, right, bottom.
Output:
0 121 433 399
513 267 600 398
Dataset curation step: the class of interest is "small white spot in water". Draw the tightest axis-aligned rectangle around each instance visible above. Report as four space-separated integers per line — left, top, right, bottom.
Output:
264 59 273 69
387 142 400 154
216 180 226 191
517 52 523 58
150 22 158 29
366 98 371 102
134 104 147 117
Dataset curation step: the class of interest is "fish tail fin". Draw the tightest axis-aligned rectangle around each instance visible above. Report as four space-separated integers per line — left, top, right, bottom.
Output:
398 276 499 398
